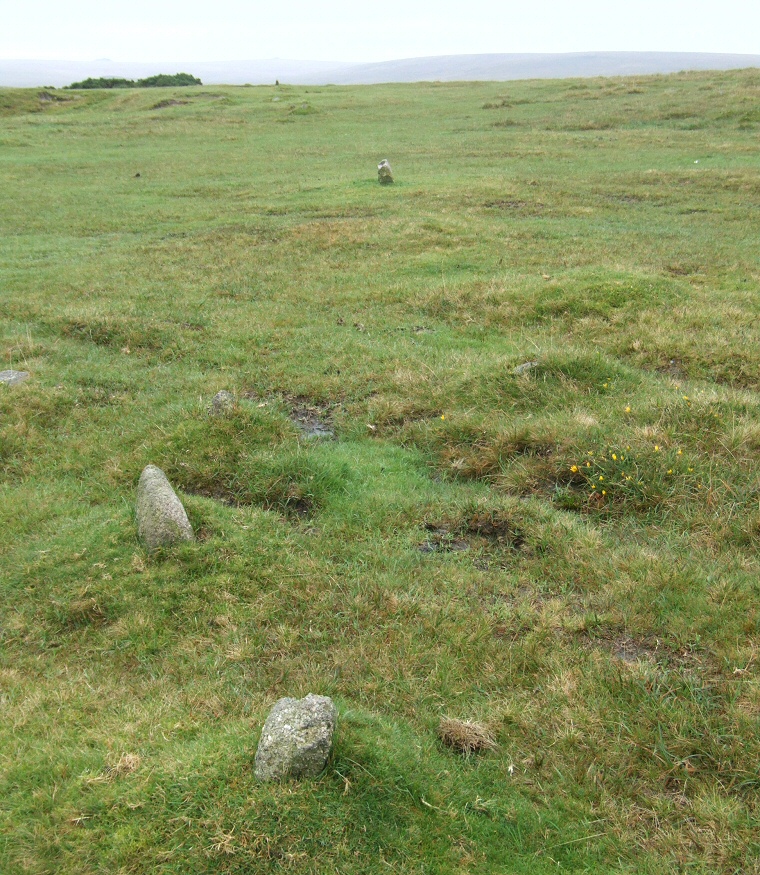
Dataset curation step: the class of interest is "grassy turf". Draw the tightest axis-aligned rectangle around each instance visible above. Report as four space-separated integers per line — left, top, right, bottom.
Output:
1 69 759 873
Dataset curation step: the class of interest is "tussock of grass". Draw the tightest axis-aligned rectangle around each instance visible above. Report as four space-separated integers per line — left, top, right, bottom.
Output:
438 718 497 754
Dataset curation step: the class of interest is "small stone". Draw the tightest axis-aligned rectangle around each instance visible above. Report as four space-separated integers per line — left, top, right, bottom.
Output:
209 390 235 416
254 694 337 781
136 465 194 550
0 370 30 386
377 159 394 185
512 361 539 375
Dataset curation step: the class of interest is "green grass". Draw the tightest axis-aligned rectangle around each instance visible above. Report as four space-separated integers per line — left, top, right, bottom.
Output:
1 69 759 873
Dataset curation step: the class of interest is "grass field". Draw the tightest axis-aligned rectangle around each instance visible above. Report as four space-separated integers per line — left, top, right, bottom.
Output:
1 68 759 873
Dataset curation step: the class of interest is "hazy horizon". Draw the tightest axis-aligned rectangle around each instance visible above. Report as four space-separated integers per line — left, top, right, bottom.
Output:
2 51 759 89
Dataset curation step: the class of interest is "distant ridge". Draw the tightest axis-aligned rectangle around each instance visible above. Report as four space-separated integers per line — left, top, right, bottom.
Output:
325 52 760 85
1 52 759 88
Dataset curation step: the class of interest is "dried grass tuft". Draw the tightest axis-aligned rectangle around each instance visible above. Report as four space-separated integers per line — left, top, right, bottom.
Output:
438 718 497 754
105 753 142 779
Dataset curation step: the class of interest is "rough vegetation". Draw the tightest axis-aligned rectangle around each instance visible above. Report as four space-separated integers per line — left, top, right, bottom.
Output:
66 72 202 89
1 70 759 873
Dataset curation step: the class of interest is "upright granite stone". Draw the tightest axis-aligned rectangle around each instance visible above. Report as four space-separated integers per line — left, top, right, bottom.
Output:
136 465 194 550
209 390 235 416
377 159 394 185
0 370 30 386
254 694 337 781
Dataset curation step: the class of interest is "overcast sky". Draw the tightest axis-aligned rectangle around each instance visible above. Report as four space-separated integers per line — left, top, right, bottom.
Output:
2 0 758 62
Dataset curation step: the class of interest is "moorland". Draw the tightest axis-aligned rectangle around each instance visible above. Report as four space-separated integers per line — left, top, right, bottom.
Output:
1 69 759 873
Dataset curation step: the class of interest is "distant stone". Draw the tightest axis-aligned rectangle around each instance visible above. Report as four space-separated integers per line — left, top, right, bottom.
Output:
209 390 235 416
136 465 194 550
377 159 394 185
254 694 337 782
0 370 30 386
512 361 539 375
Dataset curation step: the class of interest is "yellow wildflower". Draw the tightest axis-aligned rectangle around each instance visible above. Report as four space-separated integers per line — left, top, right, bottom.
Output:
570 465 579 473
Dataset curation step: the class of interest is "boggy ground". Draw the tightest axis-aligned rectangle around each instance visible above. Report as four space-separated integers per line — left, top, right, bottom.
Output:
1 69 759 873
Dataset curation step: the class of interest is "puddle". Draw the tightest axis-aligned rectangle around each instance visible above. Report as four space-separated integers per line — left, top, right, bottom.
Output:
289 401 335 439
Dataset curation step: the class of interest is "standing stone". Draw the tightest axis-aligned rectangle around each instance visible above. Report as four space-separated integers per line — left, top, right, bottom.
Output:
254 694 337 781
209 390 235 416
0 370 30 386
136 465 194 550
377 159 394 185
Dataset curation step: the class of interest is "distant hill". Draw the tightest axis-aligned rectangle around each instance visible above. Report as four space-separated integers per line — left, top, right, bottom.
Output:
1 52 759 89
324 52 760 84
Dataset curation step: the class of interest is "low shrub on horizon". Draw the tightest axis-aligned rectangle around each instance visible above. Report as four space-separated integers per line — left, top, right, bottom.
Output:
65 72 202 89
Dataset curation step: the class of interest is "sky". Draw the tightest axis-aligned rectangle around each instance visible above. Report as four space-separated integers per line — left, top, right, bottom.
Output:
1 0 758 62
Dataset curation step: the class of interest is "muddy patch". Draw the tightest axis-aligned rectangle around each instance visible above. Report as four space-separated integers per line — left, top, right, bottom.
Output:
665 262 703 276
484 199 530 210
593 634 718 675
418 524 470 554
466 512 525 548
180 478 315 520
288 398 335 439
183 484 240 507
655 358 685 379
151 99 190 109
608 635 662 664
482 199 544 217
244 392 337 439
418 513 525 555
280 488 314 519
